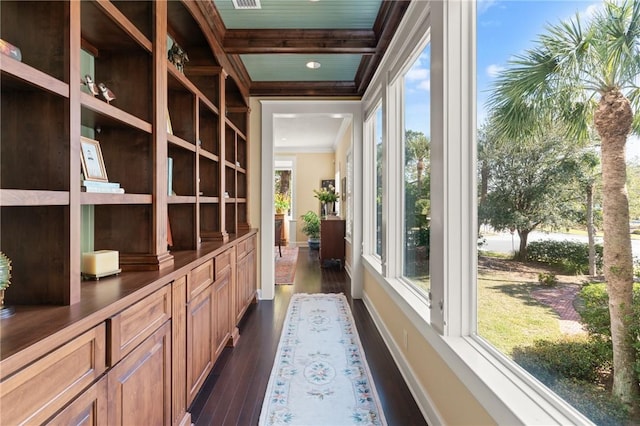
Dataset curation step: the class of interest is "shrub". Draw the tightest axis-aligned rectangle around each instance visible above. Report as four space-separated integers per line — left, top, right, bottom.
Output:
513 338 628 425
513 337 611 383
527 239 603 274
537 272 557 286
578 282 640 384
417 226 430 250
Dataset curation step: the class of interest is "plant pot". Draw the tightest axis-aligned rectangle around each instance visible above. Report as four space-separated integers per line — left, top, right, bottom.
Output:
308 238 320 251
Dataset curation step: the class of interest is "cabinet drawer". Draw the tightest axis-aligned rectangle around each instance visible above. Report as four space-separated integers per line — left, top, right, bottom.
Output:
236 239 248 259
1 324 106 425
247 235 256 252
108 286 171 365
215 249 233 280
236 236 255 260
188 259 214 300
45 376 107 426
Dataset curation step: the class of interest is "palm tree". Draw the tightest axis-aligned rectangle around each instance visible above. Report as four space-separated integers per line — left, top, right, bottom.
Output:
405 130 430 193
488 0 640 410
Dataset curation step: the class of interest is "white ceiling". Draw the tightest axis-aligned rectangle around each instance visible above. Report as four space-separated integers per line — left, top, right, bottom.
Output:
273 114 352 153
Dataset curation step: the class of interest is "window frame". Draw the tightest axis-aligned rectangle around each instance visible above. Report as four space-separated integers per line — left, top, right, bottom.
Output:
345 149 353 240
359 1 593 424
397 43 433 303
363 101 384 265
274 158 295 218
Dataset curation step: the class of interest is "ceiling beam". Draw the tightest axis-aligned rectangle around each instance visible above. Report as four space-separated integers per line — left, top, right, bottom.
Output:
250 81 359 97
355 0 411 95
223 29 377 54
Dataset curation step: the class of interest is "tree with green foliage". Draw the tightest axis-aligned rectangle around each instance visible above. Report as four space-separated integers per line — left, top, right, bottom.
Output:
478 122 584 260
405 130 430 193
573 150 602 275
488 0 640 409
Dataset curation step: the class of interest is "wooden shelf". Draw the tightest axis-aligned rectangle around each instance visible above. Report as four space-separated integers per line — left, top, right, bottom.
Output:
199 149 219 162
199 197 220 204
81 0 152 52
0 189 69 206
168 195 197 204
0 57 69 98
81 92 152 133
168 64 220 116
168 134 196 152
224 117 246 140
80 193 153 205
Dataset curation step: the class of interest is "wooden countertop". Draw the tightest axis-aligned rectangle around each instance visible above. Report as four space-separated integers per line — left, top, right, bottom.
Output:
0 230 257 378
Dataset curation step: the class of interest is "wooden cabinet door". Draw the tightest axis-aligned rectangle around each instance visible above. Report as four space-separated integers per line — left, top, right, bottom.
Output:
234 247 256 324
45 376 107 426
235 253 249 324
213 270 231 358
171 276 190 426
245 248 257 307
107 321 171 426
186 284 214 405
1 324 106 425
320 219 346 267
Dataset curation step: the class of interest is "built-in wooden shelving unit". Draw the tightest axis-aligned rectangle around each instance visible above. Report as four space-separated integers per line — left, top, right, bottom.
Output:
0 0 251 306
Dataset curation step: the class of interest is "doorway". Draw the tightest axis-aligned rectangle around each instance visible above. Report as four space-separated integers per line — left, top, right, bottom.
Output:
260 100 363 300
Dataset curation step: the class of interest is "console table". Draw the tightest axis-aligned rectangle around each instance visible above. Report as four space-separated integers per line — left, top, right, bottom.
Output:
320 218 346 269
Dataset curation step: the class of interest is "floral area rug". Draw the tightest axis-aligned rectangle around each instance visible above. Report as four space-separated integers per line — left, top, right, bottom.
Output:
259 293 387 426
275 246 298 285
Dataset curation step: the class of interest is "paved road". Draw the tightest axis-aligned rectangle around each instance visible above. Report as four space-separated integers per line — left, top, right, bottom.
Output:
481 230 640 259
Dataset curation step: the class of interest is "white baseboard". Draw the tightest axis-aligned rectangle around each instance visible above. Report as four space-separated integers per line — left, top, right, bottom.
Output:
362 293 444 426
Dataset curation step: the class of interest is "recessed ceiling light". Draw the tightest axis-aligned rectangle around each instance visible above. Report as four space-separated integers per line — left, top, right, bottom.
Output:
306 61 321 70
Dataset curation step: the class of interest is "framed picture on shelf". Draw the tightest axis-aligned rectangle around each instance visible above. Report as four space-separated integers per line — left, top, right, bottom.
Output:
80 136 109 182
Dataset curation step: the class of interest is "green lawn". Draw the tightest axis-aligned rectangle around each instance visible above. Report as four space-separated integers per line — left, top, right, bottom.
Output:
477 267 564 355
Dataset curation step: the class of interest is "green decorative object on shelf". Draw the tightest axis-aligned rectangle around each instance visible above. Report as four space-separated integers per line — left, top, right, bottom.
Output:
0 251 15 318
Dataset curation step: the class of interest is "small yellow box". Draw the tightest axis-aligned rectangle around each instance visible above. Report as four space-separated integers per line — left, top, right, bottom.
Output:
82 250 119 277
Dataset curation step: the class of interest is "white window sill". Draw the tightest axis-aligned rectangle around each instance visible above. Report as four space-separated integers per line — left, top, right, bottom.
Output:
361 255 593 426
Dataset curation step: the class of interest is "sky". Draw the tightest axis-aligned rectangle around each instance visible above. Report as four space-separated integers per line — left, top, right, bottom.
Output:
402 0 640 162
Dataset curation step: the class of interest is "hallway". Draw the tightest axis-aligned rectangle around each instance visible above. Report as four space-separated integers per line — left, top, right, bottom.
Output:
190 247 427 425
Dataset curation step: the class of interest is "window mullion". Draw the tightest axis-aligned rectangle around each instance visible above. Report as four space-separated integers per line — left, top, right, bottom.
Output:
384 76 405 278
362 112 377 258
430 0 476 336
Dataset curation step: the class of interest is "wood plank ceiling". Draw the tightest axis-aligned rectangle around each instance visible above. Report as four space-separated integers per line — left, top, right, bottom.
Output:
200 0 411 97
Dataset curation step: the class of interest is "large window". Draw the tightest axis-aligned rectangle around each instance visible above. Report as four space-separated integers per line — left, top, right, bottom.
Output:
346 150 353 239
476 1 639 423
360 1 631 423
402 45 431 297
374 105 383 258
274 159 293 216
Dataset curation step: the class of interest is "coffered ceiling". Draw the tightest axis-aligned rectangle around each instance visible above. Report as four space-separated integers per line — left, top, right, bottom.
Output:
208 0 410 97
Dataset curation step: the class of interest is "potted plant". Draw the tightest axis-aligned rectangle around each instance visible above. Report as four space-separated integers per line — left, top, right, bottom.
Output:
313 185 339 217
300 210 321 250
274 192 290 214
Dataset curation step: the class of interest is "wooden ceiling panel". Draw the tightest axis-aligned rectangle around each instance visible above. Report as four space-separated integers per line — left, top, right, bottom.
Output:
202 0 411 97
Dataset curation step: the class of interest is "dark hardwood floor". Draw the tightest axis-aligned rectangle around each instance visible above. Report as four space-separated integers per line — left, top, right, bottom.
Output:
190 247 428 426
